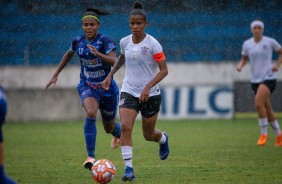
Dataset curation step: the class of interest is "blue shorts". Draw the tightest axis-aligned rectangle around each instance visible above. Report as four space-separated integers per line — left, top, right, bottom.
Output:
0 98 7 143
77 82 119 121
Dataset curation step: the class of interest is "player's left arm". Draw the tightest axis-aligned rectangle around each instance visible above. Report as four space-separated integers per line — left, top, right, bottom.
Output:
140 59 168 103
87 44 117 66
272 48 282 72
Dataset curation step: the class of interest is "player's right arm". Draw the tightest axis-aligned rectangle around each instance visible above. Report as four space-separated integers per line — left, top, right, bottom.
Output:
102 38 126 90
237 41 249 72
102 54 125 90
45 50 74 91
236 55 248 72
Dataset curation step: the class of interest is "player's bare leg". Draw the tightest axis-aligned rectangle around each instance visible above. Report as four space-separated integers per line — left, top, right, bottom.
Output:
255 84 269 146
142 113 169 160
120 108 137 181
142 113 162 142
265 98 282 146
101 119 121 149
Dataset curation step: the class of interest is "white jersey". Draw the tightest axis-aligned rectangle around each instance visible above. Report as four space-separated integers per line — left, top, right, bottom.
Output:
241 36 281 83
120 34 165 97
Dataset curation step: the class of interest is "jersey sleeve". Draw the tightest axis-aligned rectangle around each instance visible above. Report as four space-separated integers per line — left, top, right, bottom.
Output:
120 38 125 55
69 37 77 53
270 38 282 52
152 39 166 62
241 41 248 56
102 35 117 54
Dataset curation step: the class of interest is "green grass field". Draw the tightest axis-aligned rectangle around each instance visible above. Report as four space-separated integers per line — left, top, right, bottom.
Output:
3 119 282 184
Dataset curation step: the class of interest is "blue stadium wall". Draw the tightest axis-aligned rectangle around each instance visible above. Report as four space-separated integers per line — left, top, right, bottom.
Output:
1 0 282 65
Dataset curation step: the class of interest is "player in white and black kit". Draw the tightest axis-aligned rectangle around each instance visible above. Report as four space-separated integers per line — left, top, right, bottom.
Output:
102 1 169 181
237 20 282 147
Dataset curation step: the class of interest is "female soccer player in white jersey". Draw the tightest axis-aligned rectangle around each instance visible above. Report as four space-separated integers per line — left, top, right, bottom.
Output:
237 20 282 146
102 1 169 181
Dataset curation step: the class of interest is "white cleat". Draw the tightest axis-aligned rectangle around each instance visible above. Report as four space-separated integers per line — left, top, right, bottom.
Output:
111 137 121 149
83 157 95 170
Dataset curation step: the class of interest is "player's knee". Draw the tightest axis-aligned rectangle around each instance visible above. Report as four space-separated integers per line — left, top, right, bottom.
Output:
86 109 97 118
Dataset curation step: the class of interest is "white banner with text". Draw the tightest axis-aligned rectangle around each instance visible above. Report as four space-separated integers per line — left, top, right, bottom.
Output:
158 85 234 119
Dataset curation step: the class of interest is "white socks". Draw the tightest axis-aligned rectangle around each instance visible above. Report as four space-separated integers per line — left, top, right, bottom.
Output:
121 146 133 168
270 120 281 136
259 118 268 135
121 133 167 169
158 133 166 144
259 118 281 136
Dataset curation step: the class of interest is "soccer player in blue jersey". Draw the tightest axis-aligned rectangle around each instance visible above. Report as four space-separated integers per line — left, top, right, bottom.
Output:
0 86 17 184
45 8 121 170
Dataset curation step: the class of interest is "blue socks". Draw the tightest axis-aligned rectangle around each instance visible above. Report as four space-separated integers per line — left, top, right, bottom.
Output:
111 123 121 138
84 118 97 158
0 165 17 184
84 120 120 157
0 165 5 184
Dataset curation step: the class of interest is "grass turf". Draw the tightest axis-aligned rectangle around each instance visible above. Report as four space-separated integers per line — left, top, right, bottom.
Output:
3 119 282 184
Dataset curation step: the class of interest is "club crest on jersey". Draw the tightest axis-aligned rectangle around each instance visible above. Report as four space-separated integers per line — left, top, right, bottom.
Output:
263 45 267 50
141 46 149 55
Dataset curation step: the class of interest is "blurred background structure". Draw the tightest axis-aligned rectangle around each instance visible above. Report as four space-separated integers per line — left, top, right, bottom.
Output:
1 0 282 64
1 0 282 121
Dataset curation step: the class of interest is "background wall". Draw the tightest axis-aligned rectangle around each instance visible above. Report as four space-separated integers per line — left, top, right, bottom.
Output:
1 64 281 121
234 81 282 113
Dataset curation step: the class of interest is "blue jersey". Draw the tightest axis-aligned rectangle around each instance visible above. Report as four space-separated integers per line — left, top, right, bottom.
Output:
70 33 118 94
0 86 7 126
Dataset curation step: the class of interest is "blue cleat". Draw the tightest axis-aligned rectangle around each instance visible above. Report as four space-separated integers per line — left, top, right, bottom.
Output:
122 166 135 181
159 132 169 160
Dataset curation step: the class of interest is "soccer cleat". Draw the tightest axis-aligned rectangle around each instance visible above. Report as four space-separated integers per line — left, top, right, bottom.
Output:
257 134 268 146
111 137 121 149
159 132 169 160
275 133 282 147
122 166 135 181
83 157 95 170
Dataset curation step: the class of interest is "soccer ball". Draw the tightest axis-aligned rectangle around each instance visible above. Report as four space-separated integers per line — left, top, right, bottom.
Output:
91 159 116 184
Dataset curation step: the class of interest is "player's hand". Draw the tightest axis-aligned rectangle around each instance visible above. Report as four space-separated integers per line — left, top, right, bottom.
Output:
272 65 280 72
45 76 58 91
87 44 100 57
102 75 112 91
139 86 150 103
236 64 242 72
